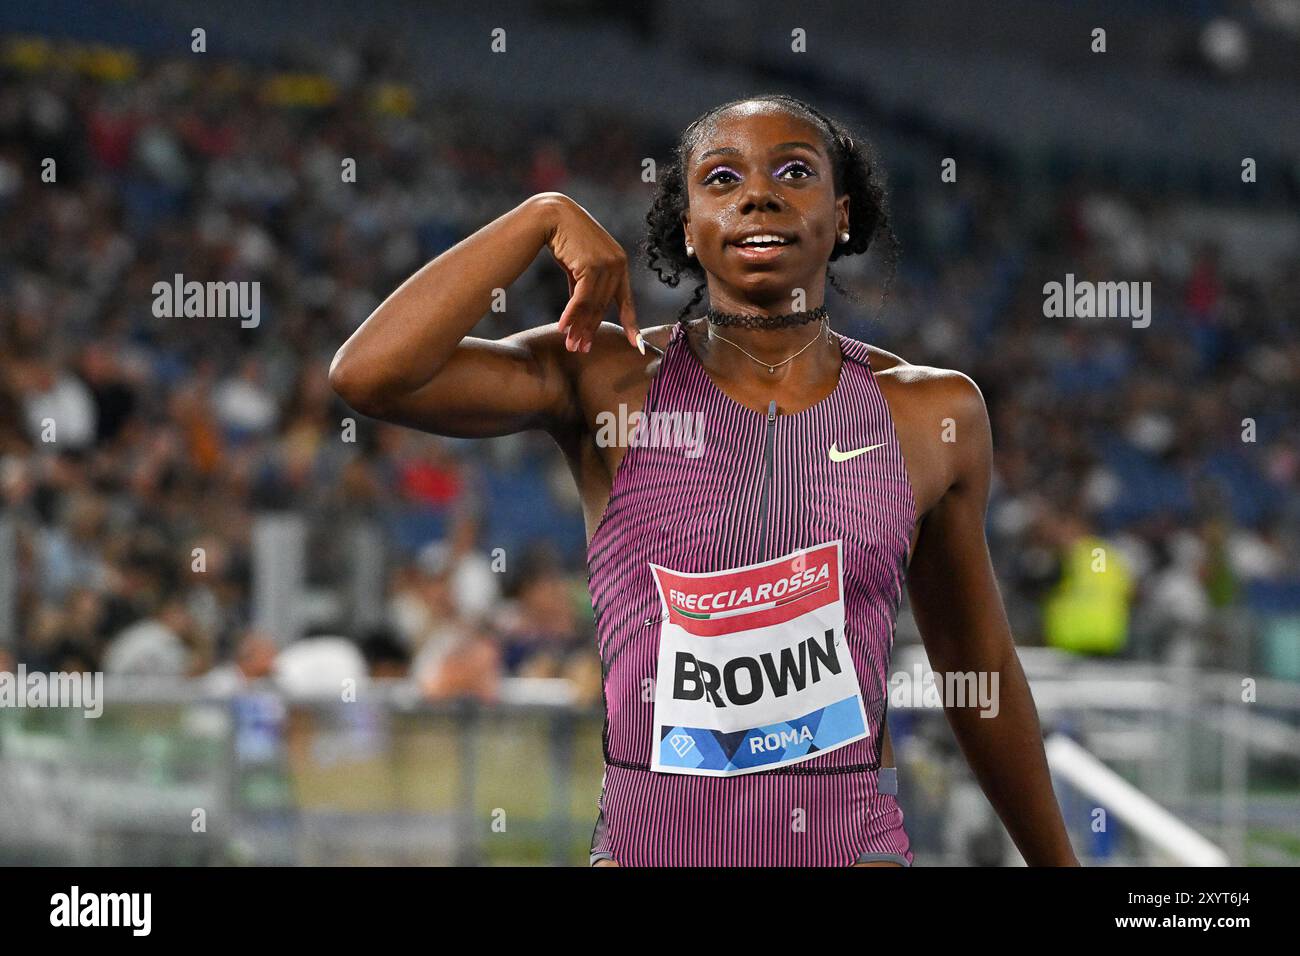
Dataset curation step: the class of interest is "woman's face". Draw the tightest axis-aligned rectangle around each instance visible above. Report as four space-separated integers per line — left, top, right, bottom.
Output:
681 103 849 310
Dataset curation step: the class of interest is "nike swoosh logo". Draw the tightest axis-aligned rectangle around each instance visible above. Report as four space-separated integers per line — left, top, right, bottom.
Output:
828 442 887 462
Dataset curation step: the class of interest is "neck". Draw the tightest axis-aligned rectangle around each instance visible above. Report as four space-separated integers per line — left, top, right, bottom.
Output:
689 315 839 386
705 304 829 330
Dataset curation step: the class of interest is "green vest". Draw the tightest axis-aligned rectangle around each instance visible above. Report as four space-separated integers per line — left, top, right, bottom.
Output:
1043 535 1132 655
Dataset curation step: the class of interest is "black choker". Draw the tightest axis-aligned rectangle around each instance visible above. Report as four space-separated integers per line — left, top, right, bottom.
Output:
703 305 829 330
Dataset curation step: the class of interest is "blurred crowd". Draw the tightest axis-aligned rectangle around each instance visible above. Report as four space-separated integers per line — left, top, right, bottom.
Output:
0 36 1297 705
877 180 1300 668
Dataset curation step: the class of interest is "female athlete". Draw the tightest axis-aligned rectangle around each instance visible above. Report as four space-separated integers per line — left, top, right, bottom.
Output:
329 93 1080 867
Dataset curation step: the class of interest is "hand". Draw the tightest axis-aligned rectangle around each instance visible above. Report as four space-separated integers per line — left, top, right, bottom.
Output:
592 858 621 867
540 194 640 354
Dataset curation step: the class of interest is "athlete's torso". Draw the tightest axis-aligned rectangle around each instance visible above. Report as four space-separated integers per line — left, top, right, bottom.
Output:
581 318 918 865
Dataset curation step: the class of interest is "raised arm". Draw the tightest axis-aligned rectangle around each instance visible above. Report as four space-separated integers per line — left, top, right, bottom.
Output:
905 373 1080 866
328 192 640 437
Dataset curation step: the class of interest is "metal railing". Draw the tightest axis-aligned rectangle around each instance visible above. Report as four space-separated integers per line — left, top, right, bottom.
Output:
1 654 1296 865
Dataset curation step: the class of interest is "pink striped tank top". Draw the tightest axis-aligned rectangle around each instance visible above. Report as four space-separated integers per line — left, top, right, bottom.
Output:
586 317 916 866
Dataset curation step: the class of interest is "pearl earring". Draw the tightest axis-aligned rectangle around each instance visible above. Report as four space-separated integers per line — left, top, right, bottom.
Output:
685 243 695 257
839 231 850 243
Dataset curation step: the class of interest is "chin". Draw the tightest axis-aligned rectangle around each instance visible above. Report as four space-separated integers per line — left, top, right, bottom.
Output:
728 270 799 299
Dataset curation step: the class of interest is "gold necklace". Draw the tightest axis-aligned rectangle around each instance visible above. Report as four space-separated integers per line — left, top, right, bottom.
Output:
705 316 830 374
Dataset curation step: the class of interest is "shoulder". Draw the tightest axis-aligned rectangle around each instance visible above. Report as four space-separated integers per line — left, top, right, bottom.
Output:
579 319 675 375
528 319 677 435
863 343 987 429
504 319 675 383
526 319 675 361
858 342 992 496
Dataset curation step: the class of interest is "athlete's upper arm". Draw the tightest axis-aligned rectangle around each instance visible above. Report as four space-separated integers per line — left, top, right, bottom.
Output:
903 372 1004 665
335 323 577 438
938 371 992 499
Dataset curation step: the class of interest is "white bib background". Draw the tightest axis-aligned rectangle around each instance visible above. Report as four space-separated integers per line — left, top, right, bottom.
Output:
649 540 870 776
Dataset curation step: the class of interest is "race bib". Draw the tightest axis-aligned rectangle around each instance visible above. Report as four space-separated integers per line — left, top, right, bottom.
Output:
649 540 869 776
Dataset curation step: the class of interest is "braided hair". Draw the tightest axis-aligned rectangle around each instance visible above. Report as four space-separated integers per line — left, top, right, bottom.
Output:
639 93 901 324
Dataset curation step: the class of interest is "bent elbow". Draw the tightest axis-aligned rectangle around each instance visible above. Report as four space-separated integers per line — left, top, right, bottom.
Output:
328 353 387 418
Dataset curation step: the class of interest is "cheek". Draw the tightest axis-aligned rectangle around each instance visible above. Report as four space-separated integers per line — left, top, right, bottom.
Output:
689 210 729 247
801 203 836 238
802 216 840 256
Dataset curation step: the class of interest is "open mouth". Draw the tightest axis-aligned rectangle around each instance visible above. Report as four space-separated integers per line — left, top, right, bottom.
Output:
730 233 797 260
732 234 795 250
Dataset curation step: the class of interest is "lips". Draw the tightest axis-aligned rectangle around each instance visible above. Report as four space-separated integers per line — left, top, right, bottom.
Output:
728 229 797 262
729 229 796 247
732 245 791 262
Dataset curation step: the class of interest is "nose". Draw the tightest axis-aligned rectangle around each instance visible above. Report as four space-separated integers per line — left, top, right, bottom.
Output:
738 176 784 215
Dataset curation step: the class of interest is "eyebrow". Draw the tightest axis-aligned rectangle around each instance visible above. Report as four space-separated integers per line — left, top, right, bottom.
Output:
694 141 823 165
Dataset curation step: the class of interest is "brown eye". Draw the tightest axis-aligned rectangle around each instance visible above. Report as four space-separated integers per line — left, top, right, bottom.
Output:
702 167 739 186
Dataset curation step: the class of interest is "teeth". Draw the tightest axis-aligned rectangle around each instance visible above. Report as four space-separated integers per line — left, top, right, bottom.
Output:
738 235 789 246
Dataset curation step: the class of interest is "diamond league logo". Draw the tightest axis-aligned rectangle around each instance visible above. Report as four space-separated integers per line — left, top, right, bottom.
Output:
669 733 695 757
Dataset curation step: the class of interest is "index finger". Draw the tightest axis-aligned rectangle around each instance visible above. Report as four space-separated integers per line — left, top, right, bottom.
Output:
616 272 642 353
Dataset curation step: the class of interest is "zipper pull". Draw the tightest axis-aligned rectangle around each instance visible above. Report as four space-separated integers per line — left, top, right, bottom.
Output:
767 398 777 423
